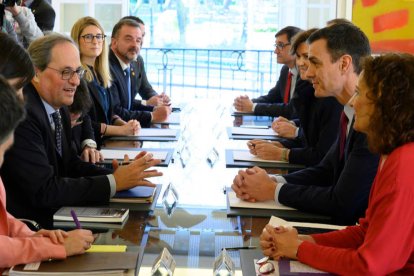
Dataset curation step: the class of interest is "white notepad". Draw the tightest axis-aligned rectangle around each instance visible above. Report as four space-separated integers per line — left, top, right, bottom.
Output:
269 216 346 230
228 191 295 210
101 149 168 160
232 150 288 163
135 128 177 137
231 127 278 136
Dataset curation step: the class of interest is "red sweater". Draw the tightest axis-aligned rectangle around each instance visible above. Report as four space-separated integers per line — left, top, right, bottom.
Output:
0 178 66 272
297 143 414 275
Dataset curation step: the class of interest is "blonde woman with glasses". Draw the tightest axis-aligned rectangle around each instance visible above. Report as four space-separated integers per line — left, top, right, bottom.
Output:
71 16 140 149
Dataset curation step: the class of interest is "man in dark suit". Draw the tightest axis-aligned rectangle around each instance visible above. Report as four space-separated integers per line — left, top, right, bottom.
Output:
121 16 171 107
109 19 171 127
233 26 302 118
232 24 380 225
1 34 162 228
22 0 55 32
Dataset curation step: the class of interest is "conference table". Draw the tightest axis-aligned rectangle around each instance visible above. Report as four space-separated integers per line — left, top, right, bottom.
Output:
93 100 333 275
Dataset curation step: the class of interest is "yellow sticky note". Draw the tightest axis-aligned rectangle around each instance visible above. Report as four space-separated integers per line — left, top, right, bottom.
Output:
86 245 127 253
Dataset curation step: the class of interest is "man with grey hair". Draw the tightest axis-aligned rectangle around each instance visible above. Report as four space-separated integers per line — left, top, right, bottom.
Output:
1 33 162 228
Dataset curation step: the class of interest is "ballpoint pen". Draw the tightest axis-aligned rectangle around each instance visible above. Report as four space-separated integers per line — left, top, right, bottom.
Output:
222 246 257 251
70 209 82 229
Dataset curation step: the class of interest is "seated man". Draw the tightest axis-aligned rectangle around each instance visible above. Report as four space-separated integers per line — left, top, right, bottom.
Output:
0 76 94 271
1 33 162 228
232 24 380 225
109 19 171 127
233 26 302 118
121 15 171 107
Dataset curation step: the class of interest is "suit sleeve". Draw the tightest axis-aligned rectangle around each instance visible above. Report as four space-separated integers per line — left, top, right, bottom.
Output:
279 132 379 224
288 98 342 166
110 82 152 127
135 56 158 101
2 115 111 209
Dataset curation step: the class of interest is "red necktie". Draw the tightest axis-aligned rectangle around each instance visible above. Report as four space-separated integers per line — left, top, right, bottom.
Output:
283 71 293 103
339 111 349 160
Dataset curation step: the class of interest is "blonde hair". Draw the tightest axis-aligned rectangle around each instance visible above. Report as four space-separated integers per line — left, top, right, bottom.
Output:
70 16 111 88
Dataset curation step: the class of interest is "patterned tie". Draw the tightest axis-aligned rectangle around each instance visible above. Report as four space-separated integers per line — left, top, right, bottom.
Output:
124 67 131 110
283 71 293 103
339 111 349 160
51 111 63 156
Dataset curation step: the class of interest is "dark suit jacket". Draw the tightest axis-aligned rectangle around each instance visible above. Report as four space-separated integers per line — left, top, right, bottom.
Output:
281 81 342 166
252 65 297 119
109 50 153 127
86 79 119 147
71 113 95 154
131 55 158 108
1 84 112 228
279 119 380 225
29 0 56 32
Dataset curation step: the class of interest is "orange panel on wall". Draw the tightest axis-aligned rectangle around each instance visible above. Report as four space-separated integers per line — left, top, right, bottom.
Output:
353 0 414 54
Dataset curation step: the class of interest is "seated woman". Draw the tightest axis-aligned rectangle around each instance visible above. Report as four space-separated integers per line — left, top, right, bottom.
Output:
248 29 342 166
70 17 140 148
0 33 93 272
69 80 103 163
260 53 414 274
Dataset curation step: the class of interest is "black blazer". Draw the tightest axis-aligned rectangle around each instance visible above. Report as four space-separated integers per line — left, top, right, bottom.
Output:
131 55 158 108
109 50 152 127
71 113 95 154
252 65 297 119
29 0 56 32
1 84 112 228
86 79 118 147
281 81 342 166
279 119 380 225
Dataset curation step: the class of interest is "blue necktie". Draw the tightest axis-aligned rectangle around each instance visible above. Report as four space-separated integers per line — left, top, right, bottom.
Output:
51 111 62 156
124 67 131 110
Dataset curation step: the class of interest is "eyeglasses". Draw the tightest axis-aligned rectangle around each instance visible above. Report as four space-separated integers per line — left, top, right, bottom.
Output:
81 33 106 43
47 67 85 80
274 42 291 50
256 256 275 275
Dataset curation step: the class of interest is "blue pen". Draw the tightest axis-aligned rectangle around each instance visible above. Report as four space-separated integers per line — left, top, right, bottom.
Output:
70 209 82 229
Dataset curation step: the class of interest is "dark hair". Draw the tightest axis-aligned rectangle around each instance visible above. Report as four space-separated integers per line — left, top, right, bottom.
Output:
275 26 302 43
361 53 414 155
326 18 353 26
0 33 35 90
111 19 141 38
0 75 26 144
290 28 319 56
68 79 92 115
308 24 371 74
121 16 144 25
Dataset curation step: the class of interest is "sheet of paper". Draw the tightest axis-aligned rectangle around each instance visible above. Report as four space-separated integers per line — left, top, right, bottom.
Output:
228 191 295 210
231 127 278 136
86 245 127 253
269 216 346 230
240 125 269 129
290 261 328 273
232 150 288 163
101 149 167 160
135 128 178 137
232 107 254 115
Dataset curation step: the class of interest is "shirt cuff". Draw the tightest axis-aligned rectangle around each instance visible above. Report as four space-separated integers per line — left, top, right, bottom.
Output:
272 175 287 184
294 127 299 138
81 139 97 149
252 103 257 112
274 182 285 205
142 100 147 106
107 174 116 198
